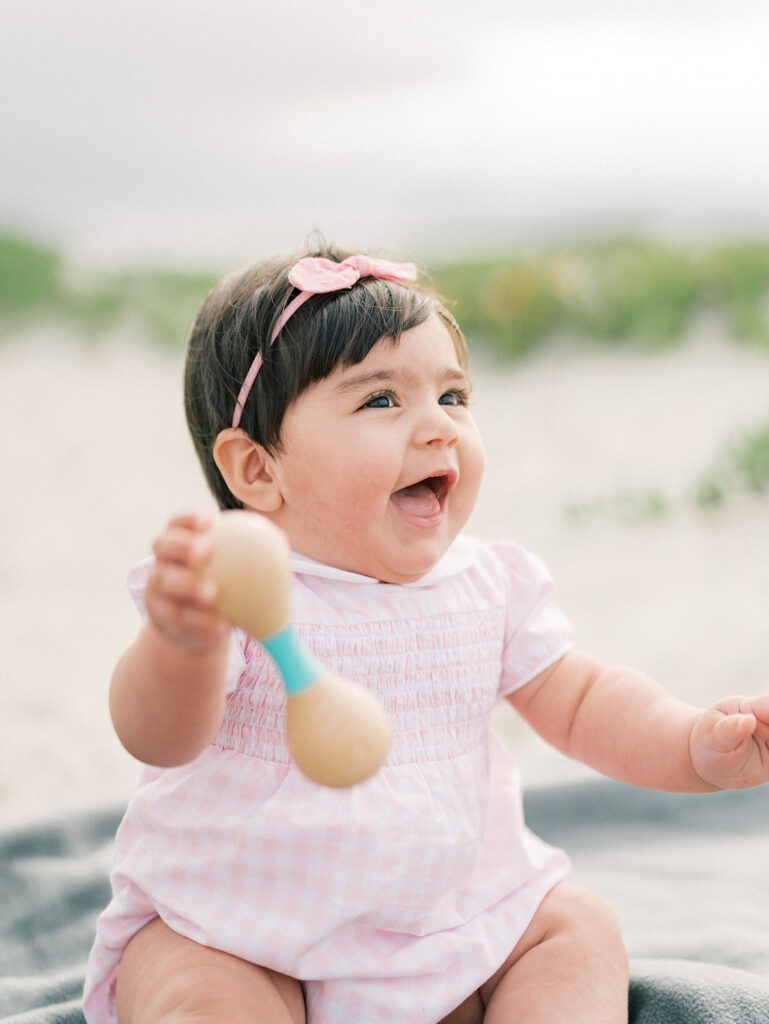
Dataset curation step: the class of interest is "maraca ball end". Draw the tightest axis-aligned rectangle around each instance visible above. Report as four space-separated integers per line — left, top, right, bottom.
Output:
286 673 391 788
204 511 292 639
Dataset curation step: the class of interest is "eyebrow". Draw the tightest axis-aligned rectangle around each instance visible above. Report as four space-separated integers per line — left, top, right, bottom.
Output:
332 366 472 396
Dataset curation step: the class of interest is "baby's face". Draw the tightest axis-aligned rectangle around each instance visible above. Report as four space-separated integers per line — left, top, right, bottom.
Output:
267 314 485 583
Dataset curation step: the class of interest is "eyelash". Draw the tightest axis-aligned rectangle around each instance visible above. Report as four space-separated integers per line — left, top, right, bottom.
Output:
361 389 470 409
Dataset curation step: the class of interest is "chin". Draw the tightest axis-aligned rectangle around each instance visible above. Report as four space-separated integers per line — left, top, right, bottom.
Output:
377 567 431 585
376 543 448 585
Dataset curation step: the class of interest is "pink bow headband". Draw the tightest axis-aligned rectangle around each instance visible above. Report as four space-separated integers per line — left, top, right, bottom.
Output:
231 254 418 428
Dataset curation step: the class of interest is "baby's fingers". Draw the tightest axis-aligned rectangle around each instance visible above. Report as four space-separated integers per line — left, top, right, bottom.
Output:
748 694 769 727
711 712 756 753
148 561 218 608
154 525 214 570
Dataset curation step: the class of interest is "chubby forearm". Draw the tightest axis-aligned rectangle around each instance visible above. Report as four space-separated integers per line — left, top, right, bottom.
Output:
110 621 230 767
511 649 714 792
565 657 712 791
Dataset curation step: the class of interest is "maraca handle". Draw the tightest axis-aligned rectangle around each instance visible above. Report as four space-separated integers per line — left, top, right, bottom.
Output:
262 625 322 696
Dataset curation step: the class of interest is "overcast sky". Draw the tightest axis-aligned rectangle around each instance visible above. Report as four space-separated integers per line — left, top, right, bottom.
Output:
3 0 769 266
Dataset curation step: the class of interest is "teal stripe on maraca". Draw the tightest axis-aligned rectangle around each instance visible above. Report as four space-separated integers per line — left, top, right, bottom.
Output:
262 624 323 696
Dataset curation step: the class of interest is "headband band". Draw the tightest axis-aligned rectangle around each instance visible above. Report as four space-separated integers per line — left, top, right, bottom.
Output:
231 254 418 428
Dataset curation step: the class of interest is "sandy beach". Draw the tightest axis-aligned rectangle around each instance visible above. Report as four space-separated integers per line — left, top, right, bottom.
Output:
2 323 769 823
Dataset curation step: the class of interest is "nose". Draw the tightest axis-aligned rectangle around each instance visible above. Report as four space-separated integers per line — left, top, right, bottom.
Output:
413 402 459 448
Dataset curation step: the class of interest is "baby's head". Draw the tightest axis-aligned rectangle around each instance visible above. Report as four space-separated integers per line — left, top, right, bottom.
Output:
185 241 466 510
184 240 484 582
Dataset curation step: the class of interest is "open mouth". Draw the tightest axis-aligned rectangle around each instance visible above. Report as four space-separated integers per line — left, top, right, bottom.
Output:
390 472 456 523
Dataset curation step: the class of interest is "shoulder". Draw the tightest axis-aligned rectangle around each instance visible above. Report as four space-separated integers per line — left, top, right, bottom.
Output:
459 538 569 651
458 535 556 594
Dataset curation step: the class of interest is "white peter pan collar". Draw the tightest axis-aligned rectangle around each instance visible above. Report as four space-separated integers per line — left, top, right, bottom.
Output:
290 534 475 588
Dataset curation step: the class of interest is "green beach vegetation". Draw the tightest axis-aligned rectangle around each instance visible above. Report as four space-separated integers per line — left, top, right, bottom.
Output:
3 230 769 355
434 238 769 358
0 233 219 348
3 228 768 513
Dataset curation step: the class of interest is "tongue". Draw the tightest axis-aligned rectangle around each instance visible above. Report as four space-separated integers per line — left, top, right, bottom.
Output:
391 481 440 517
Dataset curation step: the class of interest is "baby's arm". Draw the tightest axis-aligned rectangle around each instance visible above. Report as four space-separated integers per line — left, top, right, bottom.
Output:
509 649 769 792
109 512 231 767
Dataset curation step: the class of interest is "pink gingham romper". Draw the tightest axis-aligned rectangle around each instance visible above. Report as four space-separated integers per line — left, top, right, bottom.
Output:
83 535 572 1024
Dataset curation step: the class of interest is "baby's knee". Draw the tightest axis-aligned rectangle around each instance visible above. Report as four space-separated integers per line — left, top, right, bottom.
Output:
543 883 627 961
157 964 255 1024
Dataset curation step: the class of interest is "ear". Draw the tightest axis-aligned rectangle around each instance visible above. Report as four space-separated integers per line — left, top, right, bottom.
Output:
213 428 283 512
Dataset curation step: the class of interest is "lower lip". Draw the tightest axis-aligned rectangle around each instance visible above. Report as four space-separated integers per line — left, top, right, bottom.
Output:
389 499 445 529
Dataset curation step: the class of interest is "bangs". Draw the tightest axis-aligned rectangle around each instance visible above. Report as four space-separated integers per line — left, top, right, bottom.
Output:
283 278 432 377
271 277 466 386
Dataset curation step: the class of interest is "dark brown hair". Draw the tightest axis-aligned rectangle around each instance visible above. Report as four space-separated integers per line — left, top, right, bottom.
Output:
184 241 467 509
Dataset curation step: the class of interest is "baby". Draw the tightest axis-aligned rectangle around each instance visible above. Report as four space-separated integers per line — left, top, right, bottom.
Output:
84 244 769 1024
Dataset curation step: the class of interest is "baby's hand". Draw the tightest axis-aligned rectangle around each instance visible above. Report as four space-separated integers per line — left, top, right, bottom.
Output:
690 695 769 789
145 512 230 653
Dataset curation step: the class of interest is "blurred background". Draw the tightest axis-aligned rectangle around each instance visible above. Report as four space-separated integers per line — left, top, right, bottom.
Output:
2 0 769 820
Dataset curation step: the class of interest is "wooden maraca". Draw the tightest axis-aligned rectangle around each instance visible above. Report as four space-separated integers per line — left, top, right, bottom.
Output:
203 510 390 788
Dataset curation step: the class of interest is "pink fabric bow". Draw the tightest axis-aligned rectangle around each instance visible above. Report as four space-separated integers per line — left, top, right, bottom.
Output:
231 255 418 428
274 255 419 343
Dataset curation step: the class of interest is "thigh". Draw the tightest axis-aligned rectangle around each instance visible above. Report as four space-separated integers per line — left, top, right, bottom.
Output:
116 917 305 1024
438 884 619 1024
480 882 628 1023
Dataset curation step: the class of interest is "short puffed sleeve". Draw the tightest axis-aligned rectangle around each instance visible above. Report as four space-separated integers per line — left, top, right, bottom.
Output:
126 557 246 694
490 542 573 700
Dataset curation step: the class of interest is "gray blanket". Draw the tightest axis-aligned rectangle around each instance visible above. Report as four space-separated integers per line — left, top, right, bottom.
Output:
2 778 769 1022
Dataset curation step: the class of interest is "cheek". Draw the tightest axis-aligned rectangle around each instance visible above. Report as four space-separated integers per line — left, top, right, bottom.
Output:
301 459 385 529
462 430 486 493
338 463 388 516
474 438 486 488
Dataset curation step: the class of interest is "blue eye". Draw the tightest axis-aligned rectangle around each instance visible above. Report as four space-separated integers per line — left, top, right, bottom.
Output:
439 389 469 406
362 392 396 409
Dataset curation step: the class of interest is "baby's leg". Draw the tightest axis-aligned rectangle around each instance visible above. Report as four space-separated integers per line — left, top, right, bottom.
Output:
480 882 628 1023
115 917 305 1024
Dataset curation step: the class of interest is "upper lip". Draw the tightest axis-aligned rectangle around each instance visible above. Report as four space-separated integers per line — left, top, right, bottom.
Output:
429 470 458 502
397 469 458 502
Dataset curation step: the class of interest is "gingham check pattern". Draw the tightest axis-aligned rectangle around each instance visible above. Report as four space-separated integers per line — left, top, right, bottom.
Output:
84 538 572 1023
